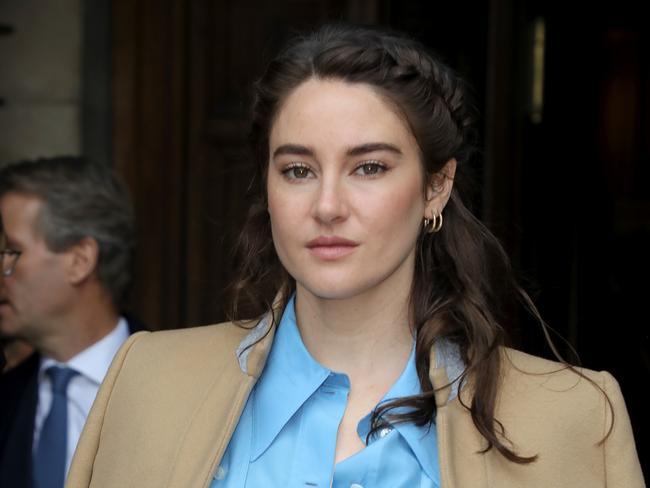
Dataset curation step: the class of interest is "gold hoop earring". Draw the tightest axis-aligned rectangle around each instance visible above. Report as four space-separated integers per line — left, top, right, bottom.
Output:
423 213 443 234
432 212 443 233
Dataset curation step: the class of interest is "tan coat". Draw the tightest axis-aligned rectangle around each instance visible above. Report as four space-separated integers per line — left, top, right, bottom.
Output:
66 315 645 488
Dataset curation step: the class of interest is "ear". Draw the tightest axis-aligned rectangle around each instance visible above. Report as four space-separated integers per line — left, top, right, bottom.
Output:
66 237 99 285
425 158 457 217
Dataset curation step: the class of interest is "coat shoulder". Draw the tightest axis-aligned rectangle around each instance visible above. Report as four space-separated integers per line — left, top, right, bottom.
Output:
465 348 645 487
122 320 254 367
494 347 616 454
133 320 251 349
497 347 613 414
99 320 261 403
499 346 609 391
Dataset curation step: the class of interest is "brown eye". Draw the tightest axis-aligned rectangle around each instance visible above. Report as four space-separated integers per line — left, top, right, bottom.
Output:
282 164 313 180
362 164 379 175
292 166 310 178
354 161 386 176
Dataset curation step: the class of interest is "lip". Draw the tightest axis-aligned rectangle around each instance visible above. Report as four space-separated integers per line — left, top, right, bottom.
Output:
306 236 359 260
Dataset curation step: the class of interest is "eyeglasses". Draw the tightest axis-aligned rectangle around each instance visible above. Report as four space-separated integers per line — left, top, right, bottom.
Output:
0 249 21 277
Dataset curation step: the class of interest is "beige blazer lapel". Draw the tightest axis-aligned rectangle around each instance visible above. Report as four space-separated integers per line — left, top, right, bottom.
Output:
429 345 489 488
166 314 277 488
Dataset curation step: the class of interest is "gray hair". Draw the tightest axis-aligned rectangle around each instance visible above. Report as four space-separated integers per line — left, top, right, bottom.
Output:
0 156 135 308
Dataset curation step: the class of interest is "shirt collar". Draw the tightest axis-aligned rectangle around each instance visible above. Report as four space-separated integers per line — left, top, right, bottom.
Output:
249 297 441 481
434 338 464 402
251 295 331 460
40 317 130 385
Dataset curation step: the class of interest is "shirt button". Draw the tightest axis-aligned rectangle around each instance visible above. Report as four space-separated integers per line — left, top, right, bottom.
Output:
350 484 364 488
215 465 227 480
379 426 393 438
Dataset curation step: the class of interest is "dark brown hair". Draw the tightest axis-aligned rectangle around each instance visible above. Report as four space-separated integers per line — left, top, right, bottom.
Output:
230 23 540 463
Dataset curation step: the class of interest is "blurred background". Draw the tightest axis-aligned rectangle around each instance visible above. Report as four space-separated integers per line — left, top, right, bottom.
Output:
1 0 648 476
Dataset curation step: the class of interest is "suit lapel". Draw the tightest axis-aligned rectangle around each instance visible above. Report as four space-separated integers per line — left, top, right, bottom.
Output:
0 353 40 488
124 314 148 334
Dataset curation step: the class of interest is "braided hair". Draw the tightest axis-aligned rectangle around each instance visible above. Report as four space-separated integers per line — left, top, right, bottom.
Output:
230 23 534 463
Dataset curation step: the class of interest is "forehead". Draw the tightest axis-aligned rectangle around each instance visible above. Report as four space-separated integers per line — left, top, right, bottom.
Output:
0 192 44 242
269 78 416 150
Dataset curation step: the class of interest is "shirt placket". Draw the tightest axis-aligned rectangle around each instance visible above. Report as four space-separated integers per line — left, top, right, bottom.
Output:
292 373 349 488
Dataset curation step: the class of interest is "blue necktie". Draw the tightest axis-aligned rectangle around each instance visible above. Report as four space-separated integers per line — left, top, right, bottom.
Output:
33 366 78 488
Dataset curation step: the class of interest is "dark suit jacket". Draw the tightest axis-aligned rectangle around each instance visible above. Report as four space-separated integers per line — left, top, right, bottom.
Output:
0 317 146 488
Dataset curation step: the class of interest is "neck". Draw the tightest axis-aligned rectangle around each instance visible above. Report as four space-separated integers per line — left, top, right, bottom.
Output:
294 282 413 381
34 290 120 363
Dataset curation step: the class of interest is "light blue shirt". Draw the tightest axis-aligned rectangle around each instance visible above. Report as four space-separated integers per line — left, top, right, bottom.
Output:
212 297 440 488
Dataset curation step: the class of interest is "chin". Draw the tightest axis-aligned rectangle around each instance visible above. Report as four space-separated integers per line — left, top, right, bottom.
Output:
304 289 356 301
296 275 385 302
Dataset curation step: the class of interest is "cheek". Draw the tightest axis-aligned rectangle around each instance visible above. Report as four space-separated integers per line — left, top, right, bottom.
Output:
6 274 39 313
12 258 66 300
365 182 425 238
267 188 300 251
267 189 286 230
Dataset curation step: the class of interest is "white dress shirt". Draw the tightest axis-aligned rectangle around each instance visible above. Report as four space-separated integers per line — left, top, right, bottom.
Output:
33 318 130 476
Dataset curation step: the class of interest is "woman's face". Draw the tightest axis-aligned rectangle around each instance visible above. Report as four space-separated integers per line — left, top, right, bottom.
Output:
267 78 445 302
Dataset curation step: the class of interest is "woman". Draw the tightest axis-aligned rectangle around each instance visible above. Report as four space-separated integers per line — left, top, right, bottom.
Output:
67 24 644 487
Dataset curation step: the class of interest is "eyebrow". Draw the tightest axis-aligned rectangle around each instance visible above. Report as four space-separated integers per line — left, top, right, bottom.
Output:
272 144 314 159
347 142 403 157
272 142 403 159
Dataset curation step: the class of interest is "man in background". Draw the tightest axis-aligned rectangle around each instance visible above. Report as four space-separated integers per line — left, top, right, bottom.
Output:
0 157 144 488
0 234 34 373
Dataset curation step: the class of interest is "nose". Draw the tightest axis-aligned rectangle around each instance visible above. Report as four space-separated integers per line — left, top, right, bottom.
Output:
311 174 349 225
